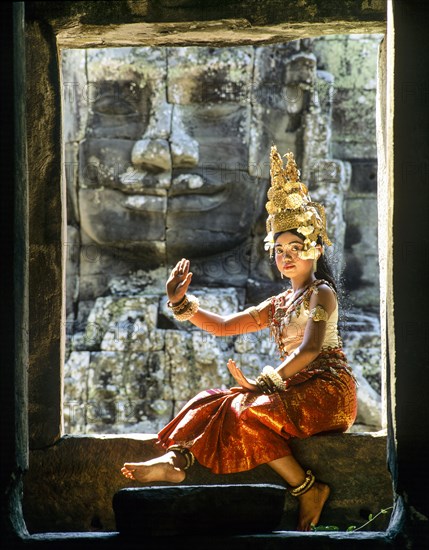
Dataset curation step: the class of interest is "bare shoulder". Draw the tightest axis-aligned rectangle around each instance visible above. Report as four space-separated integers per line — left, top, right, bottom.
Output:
311 282 337 312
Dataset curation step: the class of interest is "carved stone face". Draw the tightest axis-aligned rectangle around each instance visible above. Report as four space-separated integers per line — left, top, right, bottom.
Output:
78 47 262 265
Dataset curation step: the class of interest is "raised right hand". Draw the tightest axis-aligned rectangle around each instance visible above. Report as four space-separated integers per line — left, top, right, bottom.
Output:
166 258 193 305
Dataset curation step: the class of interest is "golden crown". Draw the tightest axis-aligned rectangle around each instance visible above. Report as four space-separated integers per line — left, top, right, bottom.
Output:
265 146 332 257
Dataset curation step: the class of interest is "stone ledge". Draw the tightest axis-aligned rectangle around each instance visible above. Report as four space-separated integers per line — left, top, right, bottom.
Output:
17 529 396 550
24 431 392 533
56 21 387 48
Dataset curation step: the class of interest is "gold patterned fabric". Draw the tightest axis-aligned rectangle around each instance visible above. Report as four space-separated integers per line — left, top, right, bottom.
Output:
157 350 357 474
157 285 357 475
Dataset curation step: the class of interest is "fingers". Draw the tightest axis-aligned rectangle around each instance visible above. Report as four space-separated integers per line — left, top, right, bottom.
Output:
228 360 244 380
174 258 190 276
181 272 192 292
228 359 243 378
169 259 191 287
227 358 237 375
227 359 247 386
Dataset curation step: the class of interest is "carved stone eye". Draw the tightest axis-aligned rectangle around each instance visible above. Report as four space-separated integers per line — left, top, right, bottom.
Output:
93 95 138 116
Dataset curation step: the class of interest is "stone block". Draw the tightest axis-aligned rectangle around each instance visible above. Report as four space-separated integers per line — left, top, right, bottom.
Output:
167 47 254 105
344 196 380 307
65 224 80 317
113 484 286 536
61 48 88 143
86 47 168 140
285 53 317 88
350 159 378 193
313 35 382 91
23 432 393 533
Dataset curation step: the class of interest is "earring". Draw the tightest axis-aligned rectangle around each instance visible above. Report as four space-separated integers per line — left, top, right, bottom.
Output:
313 258 317 272
281 272 284 279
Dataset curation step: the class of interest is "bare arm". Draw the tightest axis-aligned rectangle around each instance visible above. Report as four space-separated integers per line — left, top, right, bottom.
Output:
166 258 270 336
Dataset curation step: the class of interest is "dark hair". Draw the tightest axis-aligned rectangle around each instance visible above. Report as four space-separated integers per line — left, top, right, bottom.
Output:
274 229 338 292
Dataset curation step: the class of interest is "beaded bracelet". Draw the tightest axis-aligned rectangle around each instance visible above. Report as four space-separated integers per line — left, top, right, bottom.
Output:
262 365 286 391
167 294 200 322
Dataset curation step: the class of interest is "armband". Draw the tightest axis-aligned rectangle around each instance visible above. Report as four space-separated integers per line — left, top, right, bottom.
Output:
308 304 329 322
245 306 262 327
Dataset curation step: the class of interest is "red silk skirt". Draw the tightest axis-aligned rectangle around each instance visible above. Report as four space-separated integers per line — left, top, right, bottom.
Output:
157 350 357 474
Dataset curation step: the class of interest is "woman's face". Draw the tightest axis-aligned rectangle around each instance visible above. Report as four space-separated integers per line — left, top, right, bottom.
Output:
274 232 320 279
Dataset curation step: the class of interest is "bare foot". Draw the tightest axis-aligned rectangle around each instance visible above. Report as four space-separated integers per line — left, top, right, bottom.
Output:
296 482 330 531
121 452 186 484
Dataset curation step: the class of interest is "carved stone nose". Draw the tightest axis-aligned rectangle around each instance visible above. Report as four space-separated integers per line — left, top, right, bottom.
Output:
171 135 199 168
131 138 171 172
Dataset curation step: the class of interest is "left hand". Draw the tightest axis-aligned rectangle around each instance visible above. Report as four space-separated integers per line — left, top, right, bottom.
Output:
227 359 259 392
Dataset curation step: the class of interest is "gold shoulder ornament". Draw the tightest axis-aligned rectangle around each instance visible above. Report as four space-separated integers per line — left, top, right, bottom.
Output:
308 304 329 322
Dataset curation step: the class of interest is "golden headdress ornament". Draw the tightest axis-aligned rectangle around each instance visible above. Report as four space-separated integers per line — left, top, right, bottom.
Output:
264 145 332 258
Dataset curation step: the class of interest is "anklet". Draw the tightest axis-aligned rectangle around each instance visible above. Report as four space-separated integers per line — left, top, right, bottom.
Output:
168 445 196 470
289 470 316 497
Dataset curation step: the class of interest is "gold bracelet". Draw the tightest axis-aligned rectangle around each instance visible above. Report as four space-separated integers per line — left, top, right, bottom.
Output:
255 374 276 394
168 294 200 322
167 295 188 313
262 365 286 391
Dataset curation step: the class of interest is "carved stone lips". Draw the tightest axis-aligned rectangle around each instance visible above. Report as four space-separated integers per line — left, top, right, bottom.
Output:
117 170 226 197
118 168 230 212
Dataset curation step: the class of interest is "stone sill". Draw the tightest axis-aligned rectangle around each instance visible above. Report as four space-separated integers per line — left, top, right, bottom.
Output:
15 529 396 549
24 432 393 534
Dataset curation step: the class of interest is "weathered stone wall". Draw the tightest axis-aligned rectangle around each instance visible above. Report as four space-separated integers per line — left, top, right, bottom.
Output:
311 34 383 425
312 34 381 308
23 432 392 533
62 38 383 435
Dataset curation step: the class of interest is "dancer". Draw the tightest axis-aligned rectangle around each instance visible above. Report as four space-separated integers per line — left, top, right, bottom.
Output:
122 146 357 531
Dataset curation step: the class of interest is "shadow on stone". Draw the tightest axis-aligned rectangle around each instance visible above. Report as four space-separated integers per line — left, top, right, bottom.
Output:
113 484 286 537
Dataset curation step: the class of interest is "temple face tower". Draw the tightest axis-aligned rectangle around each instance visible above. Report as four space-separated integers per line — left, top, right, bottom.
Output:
62 38 382 435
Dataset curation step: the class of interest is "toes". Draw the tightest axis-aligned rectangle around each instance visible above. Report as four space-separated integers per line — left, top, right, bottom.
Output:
121 465 137 480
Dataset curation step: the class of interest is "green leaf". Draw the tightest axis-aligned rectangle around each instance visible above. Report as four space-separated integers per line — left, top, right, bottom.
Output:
313 525 339 531
368 513 373 521
347 525 357 531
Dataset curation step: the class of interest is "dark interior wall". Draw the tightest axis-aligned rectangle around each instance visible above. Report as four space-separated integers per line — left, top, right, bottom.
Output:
2 0 429 547
1 1 29 540
391 0 429 520
26 12 64 450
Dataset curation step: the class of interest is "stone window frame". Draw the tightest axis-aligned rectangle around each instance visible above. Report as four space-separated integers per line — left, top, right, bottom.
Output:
14 0 425 546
